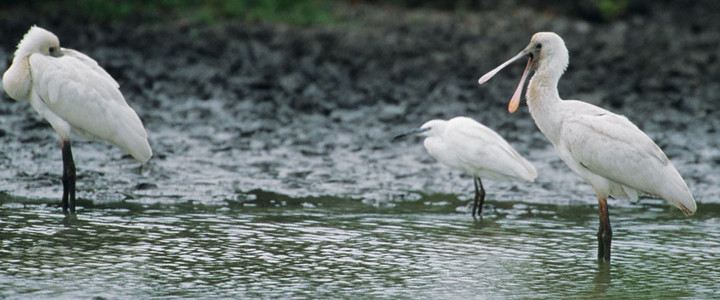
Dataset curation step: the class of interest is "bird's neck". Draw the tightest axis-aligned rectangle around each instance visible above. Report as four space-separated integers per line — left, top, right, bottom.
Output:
526 69 563 144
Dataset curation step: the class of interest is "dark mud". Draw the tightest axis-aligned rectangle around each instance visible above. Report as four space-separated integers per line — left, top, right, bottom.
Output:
1 2 719 209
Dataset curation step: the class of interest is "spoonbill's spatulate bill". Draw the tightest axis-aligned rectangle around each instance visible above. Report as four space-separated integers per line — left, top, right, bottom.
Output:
394 116 537 217
478 32 696 262
3 26 152 214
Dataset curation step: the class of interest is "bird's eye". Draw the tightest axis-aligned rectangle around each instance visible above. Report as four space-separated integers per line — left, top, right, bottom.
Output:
535 43 542 50
47 47 63 57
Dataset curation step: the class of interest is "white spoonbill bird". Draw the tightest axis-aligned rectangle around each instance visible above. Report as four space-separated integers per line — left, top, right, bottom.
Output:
478 32 696 262
394 116 537 217
3 26 152 214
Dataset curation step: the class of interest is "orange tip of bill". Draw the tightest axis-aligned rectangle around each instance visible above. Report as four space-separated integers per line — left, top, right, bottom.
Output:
508 97 519 113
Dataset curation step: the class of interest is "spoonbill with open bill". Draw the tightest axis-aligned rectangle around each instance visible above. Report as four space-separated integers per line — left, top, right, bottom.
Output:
3 26 152 214
477 32 696 262
394 116 537 217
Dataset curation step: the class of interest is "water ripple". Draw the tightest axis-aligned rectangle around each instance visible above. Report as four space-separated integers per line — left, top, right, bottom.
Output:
2 199 719 298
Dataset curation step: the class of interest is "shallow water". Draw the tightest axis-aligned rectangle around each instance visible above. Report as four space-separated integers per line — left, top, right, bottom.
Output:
2 193 719 299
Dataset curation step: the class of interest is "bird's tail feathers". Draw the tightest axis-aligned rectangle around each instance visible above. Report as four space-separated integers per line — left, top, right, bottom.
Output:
667 187 697 216
517 156 538 182
111 109 152 164
662 165 697 216
122 137 152 164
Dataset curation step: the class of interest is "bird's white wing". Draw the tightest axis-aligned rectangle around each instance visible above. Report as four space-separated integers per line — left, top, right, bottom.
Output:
445 119 536 181
62 48 121 90
29 53 151 163
561 112 666 176
559 110 690 201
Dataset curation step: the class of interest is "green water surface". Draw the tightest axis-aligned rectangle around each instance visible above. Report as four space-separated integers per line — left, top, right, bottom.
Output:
1 193 718 299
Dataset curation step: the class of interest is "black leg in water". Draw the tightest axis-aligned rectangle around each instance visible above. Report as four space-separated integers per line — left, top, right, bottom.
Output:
597 196 612 263
472 177 486 218
61 140 76 214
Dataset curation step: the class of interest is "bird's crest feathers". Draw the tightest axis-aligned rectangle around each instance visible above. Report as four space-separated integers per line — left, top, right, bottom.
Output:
15 25 60 58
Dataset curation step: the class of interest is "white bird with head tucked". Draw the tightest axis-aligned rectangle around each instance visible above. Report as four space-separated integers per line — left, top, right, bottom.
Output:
478 32 696 262
3 26 152 214
394 116 537 217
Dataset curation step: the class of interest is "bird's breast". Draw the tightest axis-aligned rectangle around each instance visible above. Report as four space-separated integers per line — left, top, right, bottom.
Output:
2 56 32 101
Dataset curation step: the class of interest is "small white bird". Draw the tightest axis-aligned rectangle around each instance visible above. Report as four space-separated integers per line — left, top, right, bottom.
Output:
394 116 537 217
3 26 152 214
478 32 696 262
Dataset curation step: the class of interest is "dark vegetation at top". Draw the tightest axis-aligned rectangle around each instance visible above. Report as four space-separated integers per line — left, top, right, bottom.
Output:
0 0 663 25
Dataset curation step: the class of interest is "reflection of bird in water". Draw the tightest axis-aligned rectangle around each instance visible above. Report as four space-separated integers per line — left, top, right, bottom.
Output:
394 116 537 217
3 26 152 214
478 32 696 262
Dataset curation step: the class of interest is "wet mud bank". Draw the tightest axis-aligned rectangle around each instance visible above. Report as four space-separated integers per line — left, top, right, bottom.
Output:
0 2 718 208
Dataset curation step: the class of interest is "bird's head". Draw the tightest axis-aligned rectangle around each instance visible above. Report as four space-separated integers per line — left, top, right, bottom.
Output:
392 119 445 141
478 32 568 113
16 26 64 59
525 32 568 72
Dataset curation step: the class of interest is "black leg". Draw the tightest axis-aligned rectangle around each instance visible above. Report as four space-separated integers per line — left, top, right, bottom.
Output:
478 177 486 215
61 140 76 214
472 177 479 217
597 196 612 262
472 177 486 217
